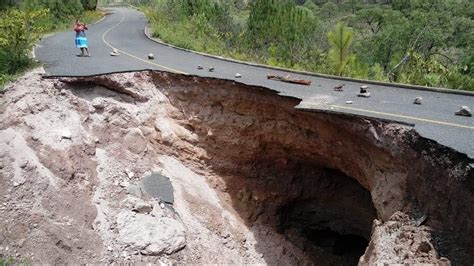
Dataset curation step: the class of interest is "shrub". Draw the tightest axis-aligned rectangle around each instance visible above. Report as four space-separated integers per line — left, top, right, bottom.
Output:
0 8 49 74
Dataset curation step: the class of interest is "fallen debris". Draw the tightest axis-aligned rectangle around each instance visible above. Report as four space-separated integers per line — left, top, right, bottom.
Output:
267 74 311 86
346 101 353 104
235 73 242 78
358 85 371 98
414 97 422 105
61 129 72 140
455 106 472 117
415 214 428 227
148 53 155 60
110 48 120 56
116 211 186 256
334 84 345 91
125 169 135 179
209 67 215 72
197 65 203 70
141 172 174 204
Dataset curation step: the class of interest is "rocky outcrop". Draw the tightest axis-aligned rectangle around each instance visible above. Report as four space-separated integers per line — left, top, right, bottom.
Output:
360 212 450 265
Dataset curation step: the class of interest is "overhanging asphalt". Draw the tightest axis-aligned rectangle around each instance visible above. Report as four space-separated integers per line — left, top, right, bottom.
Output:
35 8 474 159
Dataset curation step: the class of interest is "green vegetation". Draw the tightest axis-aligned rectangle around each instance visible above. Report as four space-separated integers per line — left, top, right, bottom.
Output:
0 0 101 89
132 0 473 90
0 256 30 265
328 23 354 76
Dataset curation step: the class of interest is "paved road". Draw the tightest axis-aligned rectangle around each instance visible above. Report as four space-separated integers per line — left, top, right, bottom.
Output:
36 8 474 158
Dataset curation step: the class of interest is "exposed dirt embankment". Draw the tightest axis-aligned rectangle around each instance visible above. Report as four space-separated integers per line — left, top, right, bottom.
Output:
0 70 472 264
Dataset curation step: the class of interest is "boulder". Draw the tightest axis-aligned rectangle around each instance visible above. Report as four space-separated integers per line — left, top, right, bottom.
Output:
116 211 186 255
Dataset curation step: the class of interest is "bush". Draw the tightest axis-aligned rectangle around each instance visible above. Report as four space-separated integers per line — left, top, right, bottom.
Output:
0 8 49 75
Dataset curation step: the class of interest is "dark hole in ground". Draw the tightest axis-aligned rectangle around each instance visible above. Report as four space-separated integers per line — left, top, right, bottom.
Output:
304 228 369 256
270 167 376 265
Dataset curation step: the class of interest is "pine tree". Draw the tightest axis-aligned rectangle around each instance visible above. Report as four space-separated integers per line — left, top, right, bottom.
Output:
327 23 354 76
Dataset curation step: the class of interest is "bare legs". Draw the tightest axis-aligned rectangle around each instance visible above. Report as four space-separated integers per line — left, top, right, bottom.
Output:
79 48 90 57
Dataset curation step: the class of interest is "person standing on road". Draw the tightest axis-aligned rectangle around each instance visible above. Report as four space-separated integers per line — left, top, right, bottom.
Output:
74 19 90 57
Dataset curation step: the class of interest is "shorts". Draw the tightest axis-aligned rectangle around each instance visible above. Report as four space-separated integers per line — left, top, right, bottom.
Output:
75 36 88 48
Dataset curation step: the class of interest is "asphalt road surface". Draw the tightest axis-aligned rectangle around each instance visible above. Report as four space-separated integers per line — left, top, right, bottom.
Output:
36 8 474 159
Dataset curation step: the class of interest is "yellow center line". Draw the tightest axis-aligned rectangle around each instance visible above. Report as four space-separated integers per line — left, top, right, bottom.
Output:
101 10 187 74
333 105 474 130
101 11 472 131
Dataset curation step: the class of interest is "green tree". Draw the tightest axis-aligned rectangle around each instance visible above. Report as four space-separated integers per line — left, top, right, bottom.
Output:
320 2 337 19
246 0 319 65
0 8 49 74
81 0 97 10
327 23 354 76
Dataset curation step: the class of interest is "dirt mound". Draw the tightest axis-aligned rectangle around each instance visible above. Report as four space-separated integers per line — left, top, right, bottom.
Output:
0 69 472 264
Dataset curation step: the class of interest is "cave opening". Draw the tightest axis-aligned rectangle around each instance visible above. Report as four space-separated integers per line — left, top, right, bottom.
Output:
304 228 369 256
268 167 377 264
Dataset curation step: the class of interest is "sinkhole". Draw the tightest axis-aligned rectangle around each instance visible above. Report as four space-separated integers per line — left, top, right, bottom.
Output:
274 168 376 264
61 70 474 264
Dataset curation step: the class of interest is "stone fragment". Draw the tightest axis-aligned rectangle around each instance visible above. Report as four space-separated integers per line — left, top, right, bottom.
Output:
91 98 105 109
415 214 427 226
197 65 203 70
120 181 130 188
19 160 28 168
141 172 174 204
116 211 186 255
110 48 120 56
414 97 422 105
148 53 155 60
133 202 153 214
208 67 215 72
357 85 370 98
417 241 432 253
455 106 472 117
346 101 353 104
334 84 345 91
235 73 242 78
61 129 72 140
126 171 134 179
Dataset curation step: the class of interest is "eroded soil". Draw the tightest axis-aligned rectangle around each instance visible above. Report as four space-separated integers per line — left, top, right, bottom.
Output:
0 69 472 264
